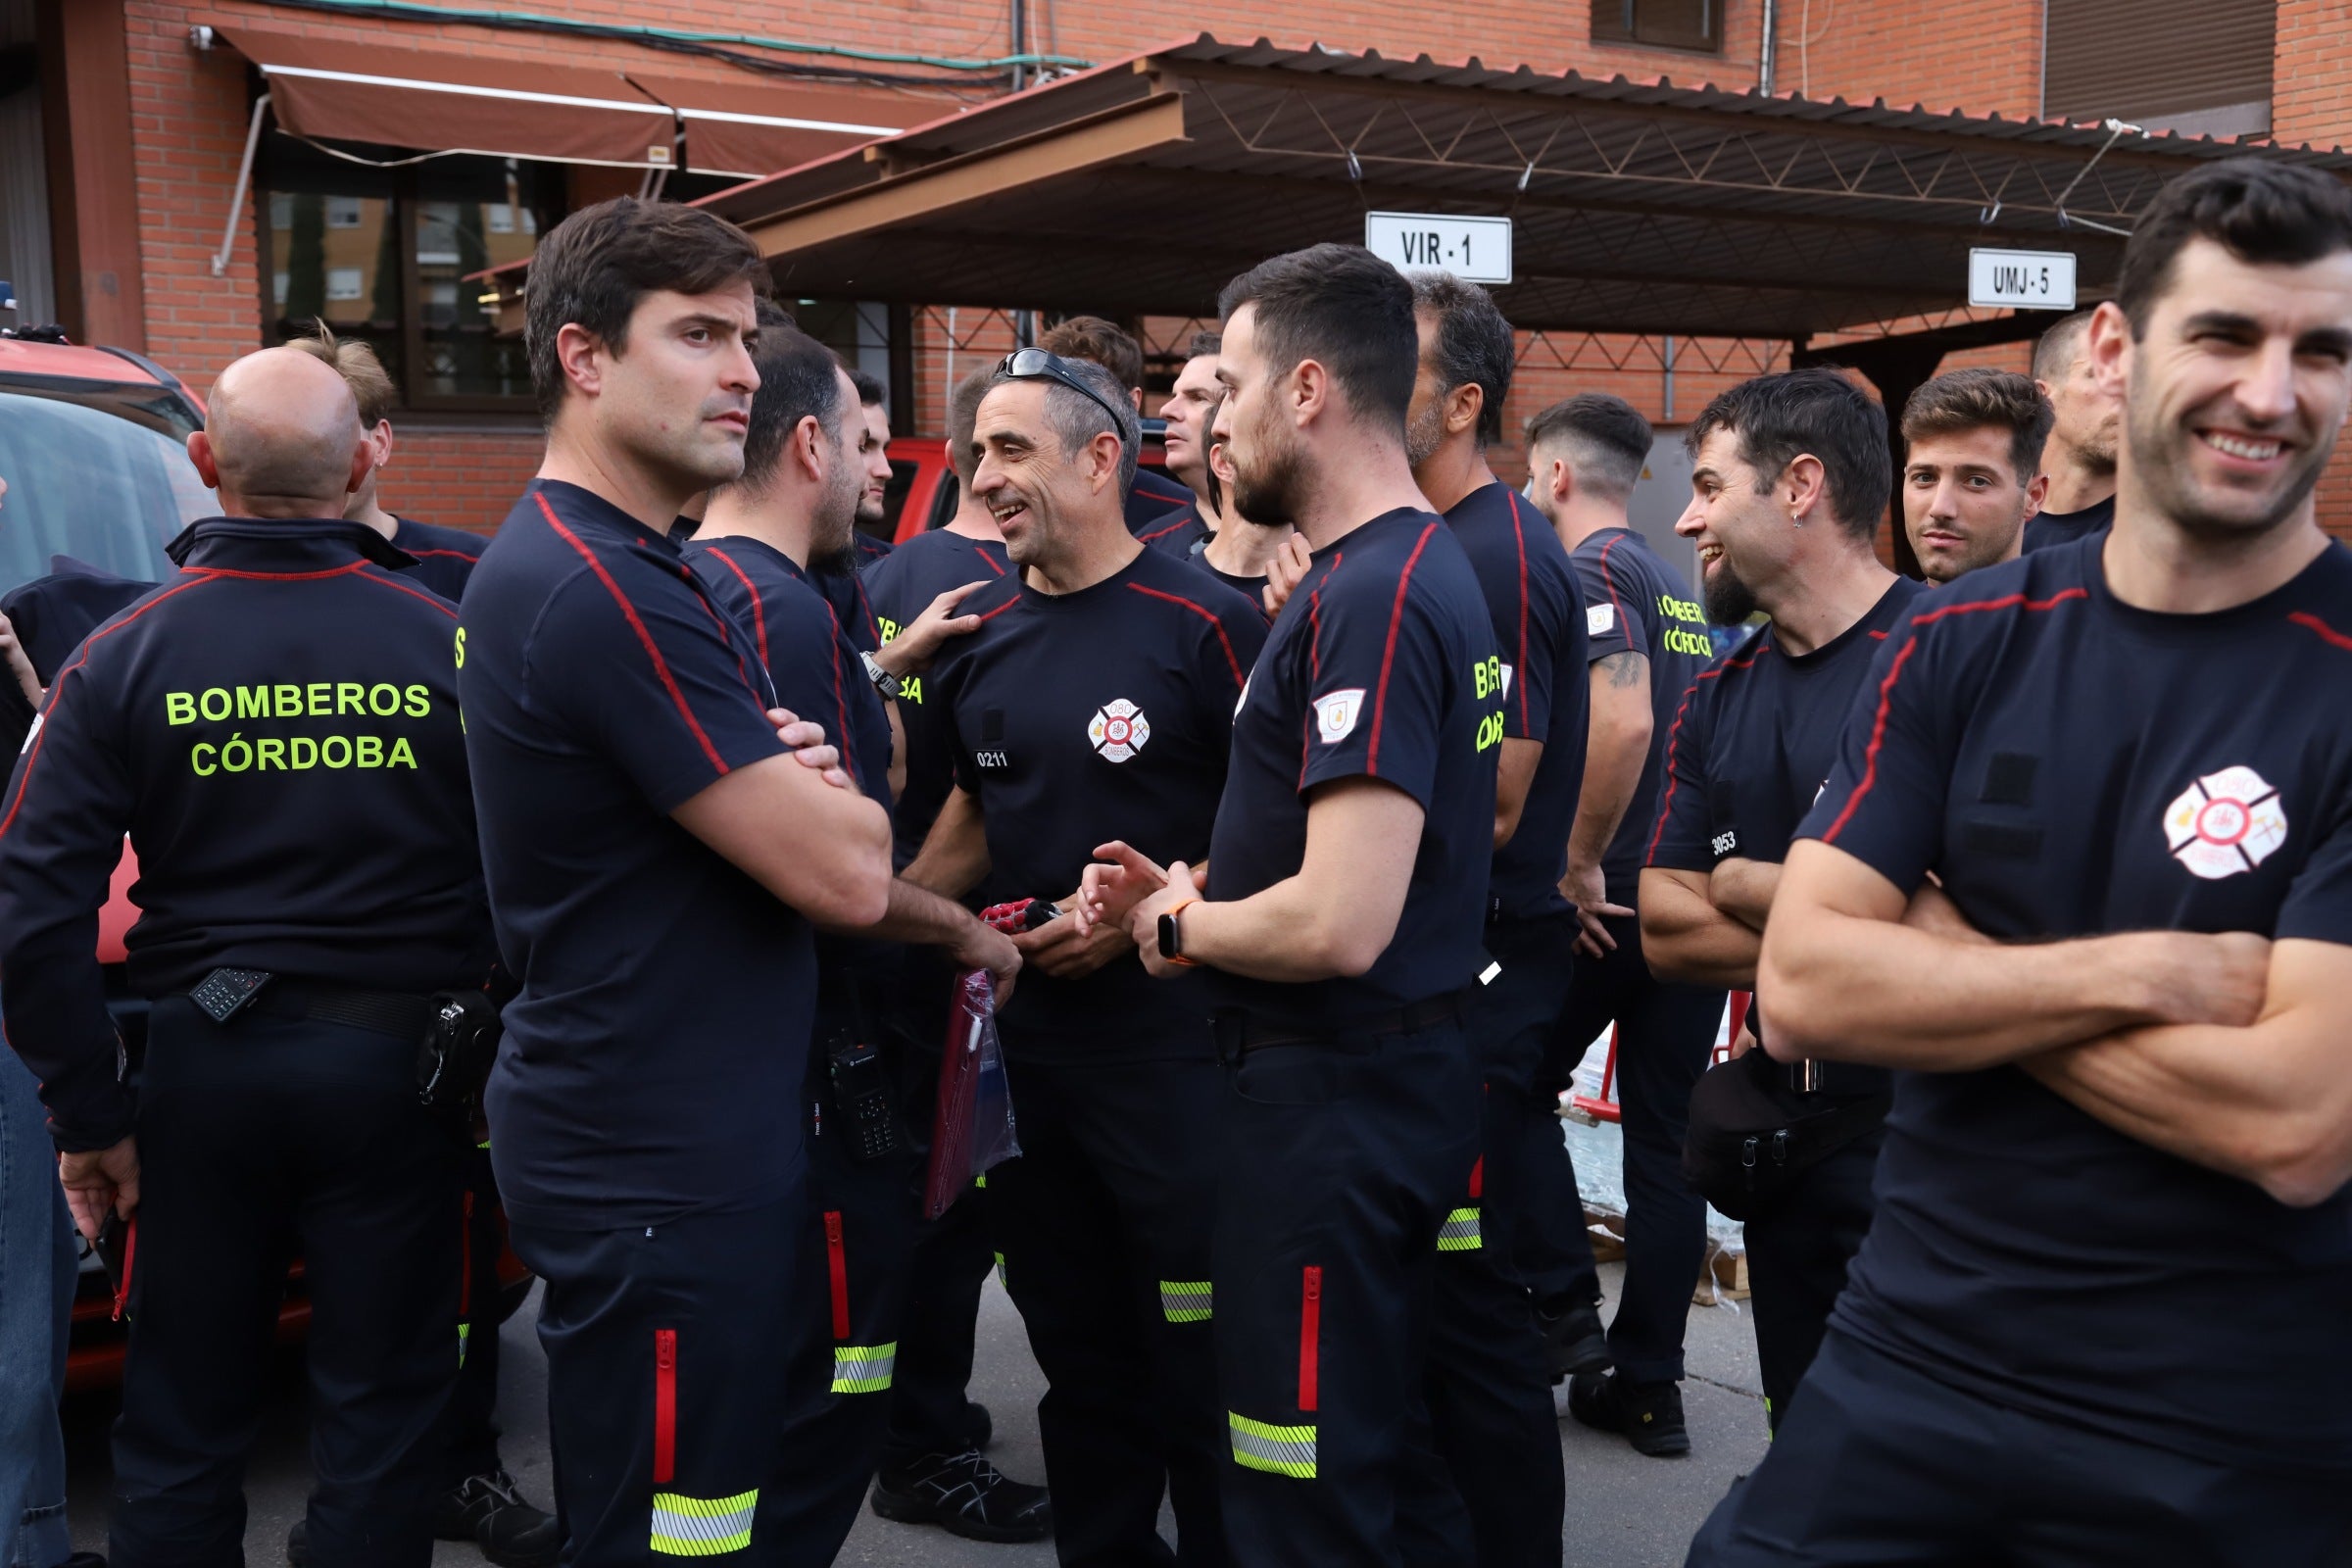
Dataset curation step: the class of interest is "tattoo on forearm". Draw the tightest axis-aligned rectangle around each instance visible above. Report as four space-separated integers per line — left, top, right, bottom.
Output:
1599 650 1647 688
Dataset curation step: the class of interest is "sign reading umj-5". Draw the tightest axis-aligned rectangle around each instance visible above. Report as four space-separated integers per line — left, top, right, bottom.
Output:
1968 248 2078 311
1364 212 1514 286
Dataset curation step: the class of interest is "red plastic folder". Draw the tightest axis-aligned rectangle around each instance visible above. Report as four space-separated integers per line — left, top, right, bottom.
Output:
923 968 1022 1219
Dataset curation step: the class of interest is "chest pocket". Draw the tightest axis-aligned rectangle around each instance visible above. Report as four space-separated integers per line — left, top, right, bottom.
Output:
1962 751 2045 860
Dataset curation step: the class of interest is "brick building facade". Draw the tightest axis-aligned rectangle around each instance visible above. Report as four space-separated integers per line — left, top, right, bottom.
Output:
9 0 2351 535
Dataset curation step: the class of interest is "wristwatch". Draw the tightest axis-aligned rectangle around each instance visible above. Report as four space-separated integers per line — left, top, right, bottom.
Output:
858 650 903 701
1156 897 1200 968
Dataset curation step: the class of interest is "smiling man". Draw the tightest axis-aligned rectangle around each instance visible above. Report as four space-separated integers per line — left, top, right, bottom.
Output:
458 198 893 1564
1638 367 1917 1436
1898 368 2053 584
1692 158 2352 1565
903 349 1266 1567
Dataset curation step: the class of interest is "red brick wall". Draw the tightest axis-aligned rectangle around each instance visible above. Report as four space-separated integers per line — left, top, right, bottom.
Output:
1779 0 2043 119
384 426 543 536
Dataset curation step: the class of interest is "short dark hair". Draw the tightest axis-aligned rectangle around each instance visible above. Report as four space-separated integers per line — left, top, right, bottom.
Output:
850 368 886 408
1685 368 1890 542
1219 244 1417 434
1186 328 1222 358
737 304 848 493
2031 309 2096 384
987 354 1140 496
948 367 993 484
1038 316 1145 392
2115 157 2352 334
1900 368 2054 482
1409 272 1515 448
523 197 767 424
1524 393 1652 501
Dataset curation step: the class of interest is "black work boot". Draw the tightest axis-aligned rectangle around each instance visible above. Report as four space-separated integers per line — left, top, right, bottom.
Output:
1568 1369 1691 1457
1536 1298 1613 1383
870 1447 1053 1544
435 1469 563 1567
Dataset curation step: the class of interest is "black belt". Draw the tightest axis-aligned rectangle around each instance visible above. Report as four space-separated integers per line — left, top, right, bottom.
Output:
1213 991 1466 1058
242 981 437 1041
1783 1058 1889 1100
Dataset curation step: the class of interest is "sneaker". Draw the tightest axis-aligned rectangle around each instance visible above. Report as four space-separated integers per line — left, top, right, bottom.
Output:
435 1470 563 1568
871 1447 1053 1544
1568 1369 1690 1457
1537 1299 1613 1382
284 1519 307 1568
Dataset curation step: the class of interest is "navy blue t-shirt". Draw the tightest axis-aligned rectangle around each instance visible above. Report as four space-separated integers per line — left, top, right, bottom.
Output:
1125 467 1194 534
1569 527 1711 903
1446 482 1586 919
924 545 1266 1060
2021 493 2113 556
864 529 1010 870
0 518 490 1150
1798 535 2352 1471
460 480 810 1230
814 531 892 654
1206 509 1501 1024
1138 502 1211 559
392 514 486 603
687 537 892 804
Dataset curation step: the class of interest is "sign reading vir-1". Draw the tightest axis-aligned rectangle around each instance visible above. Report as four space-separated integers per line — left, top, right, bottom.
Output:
1365 212 1514 285
1967 247 2078 311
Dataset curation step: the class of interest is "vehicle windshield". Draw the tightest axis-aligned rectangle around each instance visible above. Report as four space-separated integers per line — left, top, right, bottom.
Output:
0 387 216 596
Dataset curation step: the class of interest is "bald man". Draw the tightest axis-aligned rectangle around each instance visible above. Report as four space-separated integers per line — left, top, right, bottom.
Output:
0 345 497 1567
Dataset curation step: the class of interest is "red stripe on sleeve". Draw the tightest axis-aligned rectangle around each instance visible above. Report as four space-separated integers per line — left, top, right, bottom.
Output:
0 576 217 846
1641 654 1758 867
356 569 461 619
1592 532 1629 630
1819 587 2086 844
700 547 770 668
537 492 733 777
1365 524 1439 776
1126 581 1248 690
2290 610 2352 651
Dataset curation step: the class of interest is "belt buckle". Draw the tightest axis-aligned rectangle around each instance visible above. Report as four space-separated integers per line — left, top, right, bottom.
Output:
1788 1058 1822 1095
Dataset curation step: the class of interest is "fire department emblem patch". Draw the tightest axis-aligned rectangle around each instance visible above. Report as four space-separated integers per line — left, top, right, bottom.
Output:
1088 699 1151 762
2163 765 2287 881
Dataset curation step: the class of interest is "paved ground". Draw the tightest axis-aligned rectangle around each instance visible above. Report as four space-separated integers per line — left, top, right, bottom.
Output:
64 1253 1765 1567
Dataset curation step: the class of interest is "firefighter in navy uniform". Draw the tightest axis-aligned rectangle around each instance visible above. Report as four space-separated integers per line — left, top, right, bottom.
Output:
1640 369 1921 1431
906 349 1267 1567
284 324 555 1568
0 347 491 1567
1087 245 1505 1567
684 319 1029 1563
459 199 893 1567
1399 271 1579 1566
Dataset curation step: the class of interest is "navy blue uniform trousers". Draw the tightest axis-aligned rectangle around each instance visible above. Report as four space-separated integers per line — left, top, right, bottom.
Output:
510 1195 799 1564
1690 1330 2352 1568
766 1021 924 1568
987 1053 1227 1568
1526 911 1724 1384
1214 1013 1482 1568
1741 1124 1880 1428
1430 915 1570 1566
111 998 460 1568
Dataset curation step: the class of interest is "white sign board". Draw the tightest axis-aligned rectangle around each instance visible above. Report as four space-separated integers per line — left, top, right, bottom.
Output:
1365 212 1513 285
1968 248 2078 311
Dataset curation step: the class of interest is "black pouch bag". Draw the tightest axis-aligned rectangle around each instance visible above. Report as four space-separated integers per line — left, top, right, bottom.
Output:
1682 1048 1890 1220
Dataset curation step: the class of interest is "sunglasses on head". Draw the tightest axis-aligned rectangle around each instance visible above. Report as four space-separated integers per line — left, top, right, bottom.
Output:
996 348 1131 432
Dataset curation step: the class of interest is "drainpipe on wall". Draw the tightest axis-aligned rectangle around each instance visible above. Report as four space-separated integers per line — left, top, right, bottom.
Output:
1757 0 1778 96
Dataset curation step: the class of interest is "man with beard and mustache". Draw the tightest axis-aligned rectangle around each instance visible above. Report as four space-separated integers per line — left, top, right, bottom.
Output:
905 349 1266 1567
2024 307 2123 552
685 319 1022 1566
1396 270 1579 1566
1639 367 1920 1436
1081 244 1506 1566
1695 155 2352 1568
457 199 893 1563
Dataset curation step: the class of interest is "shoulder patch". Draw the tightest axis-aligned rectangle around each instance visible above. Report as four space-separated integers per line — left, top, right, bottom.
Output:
1313 687 1365 745
1587 603 1615 637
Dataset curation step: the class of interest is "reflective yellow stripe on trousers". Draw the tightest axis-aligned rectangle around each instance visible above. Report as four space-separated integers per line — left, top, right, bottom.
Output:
650 1488 758 1556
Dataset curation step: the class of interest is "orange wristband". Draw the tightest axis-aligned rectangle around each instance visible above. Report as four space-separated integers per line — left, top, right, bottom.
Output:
1159 896 1201 967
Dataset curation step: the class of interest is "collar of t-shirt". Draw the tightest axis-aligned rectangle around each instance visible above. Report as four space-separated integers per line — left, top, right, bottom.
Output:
1011 545 1157 610
1757 577 1911 669
166 515 419 573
